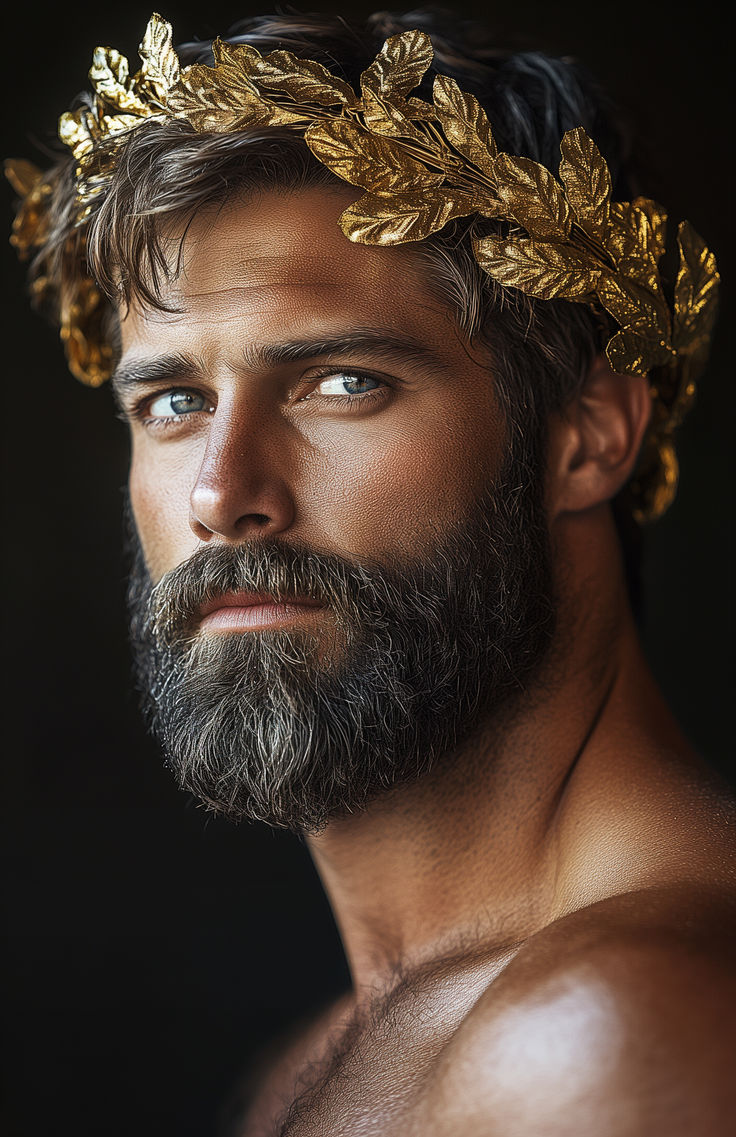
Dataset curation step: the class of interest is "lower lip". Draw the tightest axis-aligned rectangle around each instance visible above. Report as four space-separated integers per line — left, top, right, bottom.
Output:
199 602 326 631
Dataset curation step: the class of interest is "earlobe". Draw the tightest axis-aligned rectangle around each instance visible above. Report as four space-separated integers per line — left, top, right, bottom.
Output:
549 355 653 518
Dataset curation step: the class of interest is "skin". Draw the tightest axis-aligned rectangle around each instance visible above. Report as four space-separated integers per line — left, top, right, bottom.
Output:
117 187 736 1136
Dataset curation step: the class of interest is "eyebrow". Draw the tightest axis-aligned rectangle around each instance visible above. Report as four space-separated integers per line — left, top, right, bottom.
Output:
111 351 202 403
111 329 447 402
242 330 445 372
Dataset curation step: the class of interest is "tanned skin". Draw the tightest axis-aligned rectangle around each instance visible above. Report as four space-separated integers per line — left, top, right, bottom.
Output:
117 187 735 1136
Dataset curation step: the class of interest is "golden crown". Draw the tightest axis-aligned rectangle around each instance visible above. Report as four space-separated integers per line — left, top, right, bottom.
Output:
6 13 720 521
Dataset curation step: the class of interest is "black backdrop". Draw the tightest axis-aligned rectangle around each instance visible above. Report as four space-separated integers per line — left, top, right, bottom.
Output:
2 3 733 1135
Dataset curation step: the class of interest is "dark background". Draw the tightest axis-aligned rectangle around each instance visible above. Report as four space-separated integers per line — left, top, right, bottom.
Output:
2 2 733 1135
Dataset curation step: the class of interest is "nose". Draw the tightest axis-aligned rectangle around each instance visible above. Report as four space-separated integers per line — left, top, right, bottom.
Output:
189 400 296 542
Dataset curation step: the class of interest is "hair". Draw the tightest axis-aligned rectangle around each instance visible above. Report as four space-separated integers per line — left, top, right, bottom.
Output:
20 7 643 597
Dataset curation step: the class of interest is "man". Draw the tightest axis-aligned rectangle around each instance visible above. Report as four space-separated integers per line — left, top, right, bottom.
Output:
8 9 734 1135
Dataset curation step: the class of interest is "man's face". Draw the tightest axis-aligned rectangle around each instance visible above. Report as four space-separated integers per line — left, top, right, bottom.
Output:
118 187 554 829
122 188 507 575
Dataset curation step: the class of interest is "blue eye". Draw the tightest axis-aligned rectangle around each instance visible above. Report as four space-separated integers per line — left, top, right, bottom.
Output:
315 374 382 397
148 390 210 418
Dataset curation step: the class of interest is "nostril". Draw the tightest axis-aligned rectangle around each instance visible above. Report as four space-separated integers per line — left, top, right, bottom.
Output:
234 512 273 532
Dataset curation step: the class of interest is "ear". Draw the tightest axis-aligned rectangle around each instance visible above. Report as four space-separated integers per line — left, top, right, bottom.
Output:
547 354 653 518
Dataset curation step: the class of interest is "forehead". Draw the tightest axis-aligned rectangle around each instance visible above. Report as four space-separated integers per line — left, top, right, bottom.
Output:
118 187 468 362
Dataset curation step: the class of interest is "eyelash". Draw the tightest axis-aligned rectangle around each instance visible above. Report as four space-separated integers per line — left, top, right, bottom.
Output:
125 369 390 429
301 369 389 410
118 397 212 431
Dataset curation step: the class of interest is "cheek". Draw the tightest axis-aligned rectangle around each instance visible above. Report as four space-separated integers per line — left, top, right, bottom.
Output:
299 398 505 557
129 440 201 581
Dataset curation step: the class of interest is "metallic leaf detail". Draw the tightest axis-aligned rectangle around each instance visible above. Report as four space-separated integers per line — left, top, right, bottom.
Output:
89 47 149 116
597 278 674 376
608 201 673 342
473 235 598 299
361 89 424 139
630 436 680 524
608 199 665 289
5 158 44 199
252 49 356 106
60 276 114 387
360 30 433 102
406 96 435 120
58 107 98 161
305 118 442 192
672 220 720 370
558 127 611 238
359 32 432 140
432 75 497 177
5 160 50 253
168 62 278 132
604 328 670 378
494 154 572 241
633 196 667 263
98 113 142 141
341 189 483 244
137 12 180 101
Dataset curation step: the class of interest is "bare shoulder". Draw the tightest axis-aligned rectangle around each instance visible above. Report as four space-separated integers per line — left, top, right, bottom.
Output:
419 885 736 1137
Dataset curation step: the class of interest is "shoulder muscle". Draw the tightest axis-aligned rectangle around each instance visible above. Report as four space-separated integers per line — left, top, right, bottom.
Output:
419 894 736 1137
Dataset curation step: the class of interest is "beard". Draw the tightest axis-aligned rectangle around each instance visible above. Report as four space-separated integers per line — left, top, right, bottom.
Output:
126 448 555 832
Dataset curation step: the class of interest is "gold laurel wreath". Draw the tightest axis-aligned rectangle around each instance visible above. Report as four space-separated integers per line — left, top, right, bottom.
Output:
6 13 721 521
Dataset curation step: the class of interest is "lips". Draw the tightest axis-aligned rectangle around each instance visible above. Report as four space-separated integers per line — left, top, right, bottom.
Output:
198 592 324 619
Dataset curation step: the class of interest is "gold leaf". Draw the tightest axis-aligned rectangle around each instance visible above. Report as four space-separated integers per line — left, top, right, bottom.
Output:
632 196 667 262
360 30 433 102
89 48 150 115
494 154 572 241
137 12 180 101
11 198 50 252
358 32 433 139
432 75 497 177
473 235 598 299
630 435 679 523
305 118 441 193
244 46 357 106
58 107 99 160
607 201 636 264
167 62 278 132
604 327 671 378
98 112 144 141
6 161 51 254
672 220 720 372
4 158 43 197
60 278 113 387
558 127 611 238
607 200 670 330
211 37 263 76
608 201 660 282
341 188 483 244
360 89 422 139
406 96 435 120
597 276 662 331
62 322 113 386
203 43 263 101
176 45 308 128
597 278 673 375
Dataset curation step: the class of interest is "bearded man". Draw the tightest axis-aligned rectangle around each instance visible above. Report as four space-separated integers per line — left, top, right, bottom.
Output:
8 8 735 1135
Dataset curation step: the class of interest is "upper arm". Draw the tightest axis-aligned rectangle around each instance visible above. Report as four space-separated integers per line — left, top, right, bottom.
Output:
418 934 736 1137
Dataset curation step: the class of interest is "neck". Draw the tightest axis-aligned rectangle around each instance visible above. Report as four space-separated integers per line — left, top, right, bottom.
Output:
306 509 693 995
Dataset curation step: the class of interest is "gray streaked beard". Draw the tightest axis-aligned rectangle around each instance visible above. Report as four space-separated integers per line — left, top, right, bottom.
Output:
125 455 554 832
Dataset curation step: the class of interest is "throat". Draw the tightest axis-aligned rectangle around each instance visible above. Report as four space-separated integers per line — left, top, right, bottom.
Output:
306 731 566 991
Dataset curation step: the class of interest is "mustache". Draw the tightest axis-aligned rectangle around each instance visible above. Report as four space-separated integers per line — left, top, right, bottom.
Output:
137 537 432 646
